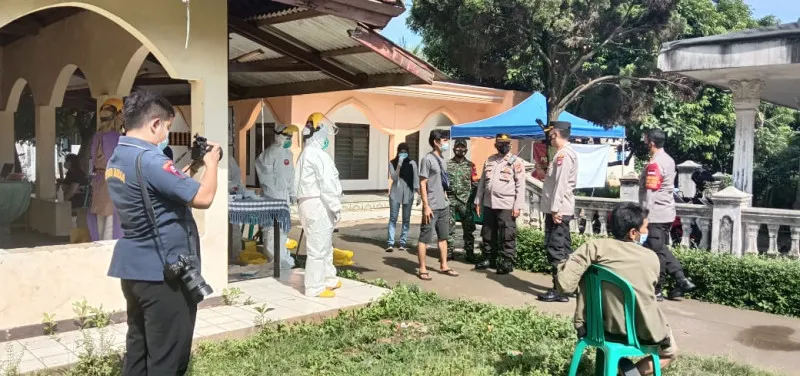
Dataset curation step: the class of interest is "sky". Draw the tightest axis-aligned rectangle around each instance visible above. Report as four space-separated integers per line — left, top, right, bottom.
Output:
380 0 800 48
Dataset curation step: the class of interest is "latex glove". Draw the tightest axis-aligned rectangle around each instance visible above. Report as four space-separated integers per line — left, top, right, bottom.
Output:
289 196 297 205
333 211 342 224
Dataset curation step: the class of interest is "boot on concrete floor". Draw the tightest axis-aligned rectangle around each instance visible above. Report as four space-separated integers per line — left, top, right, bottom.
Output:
668 278 696 300
496 259 514 275
537 289 570 303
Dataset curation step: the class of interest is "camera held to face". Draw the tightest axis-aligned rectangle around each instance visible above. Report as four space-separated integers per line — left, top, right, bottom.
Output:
164 254 213 303
191 134 223 162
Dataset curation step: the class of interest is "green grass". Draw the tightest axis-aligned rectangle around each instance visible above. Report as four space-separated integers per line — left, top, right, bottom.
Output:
185 285 778 376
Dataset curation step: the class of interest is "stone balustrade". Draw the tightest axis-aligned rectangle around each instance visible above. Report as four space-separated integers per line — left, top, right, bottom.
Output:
741 207 800 258
523 174 799 259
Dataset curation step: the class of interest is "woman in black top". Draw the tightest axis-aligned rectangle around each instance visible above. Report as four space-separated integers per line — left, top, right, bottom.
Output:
386 143 419 252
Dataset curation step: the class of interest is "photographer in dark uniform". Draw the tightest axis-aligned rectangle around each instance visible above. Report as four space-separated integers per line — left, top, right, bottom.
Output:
105 90 220 376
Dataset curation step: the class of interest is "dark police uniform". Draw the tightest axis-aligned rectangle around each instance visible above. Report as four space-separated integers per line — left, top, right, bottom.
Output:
106 136 201 376
538 121 578 303
475 134 526 274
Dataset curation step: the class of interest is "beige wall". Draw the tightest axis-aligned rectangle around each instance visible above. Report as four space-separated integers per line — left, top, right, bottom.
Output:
0 0 229 330
232 88 530 191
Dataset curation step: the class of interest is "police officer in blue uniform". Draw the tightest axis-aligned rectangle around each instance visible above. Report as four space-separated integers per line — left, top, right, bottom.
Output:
105 90 221 376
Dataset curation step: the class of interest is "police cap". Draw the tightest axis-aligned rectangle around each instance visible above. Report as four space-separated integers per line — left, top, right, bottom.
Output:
547 121 571 132
495 133 512 143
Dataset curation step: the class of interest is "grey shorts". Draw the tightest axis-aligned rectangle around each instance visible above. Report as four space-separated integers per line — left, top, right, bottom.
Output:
419 207 449 245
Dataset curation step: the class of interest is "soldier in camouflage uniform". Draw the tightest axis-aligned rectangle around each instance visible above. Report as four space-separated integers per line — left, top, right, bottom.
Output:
447 140 478 263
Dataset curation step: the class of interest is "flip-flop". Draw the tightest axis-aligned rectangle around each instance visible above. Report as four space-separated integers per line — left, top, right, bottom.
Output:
417 272 432 281
439 268 459 277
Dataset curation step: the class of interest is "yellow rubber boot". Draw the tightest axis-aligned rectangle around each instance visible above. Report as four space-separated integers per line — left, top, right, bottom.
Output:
329 280 343 290
317 289 336 298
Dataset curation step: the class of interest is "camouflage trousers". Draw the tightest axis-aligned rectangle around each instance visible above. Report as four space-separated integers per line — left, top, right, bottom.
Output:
448 201 476 254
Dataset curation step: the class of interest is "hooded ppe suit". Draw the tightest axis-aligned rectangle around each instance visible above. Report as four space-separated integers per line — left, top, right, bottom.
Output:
296 113 342 297
255 124 299 270
87 98 124 241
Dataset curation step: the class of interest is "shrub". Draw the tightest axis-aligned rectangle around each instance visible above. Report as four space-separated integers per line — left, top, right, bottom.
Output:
515 227 800 317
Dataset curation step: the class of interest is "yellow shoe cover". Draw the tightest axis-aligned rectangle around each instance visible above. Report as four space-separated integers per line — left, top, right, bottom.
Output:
329 280 343 290
333 248 354 266
317 289 336 298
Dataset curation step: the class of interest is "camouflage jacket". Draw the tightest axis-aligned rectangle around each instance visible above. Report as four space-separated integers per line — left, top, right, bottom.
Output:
447 158 478 205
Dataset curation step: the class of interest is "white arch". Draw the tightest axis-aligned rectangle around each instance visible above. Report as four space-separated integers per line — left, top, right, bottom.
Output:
48 64 90 108
19 2 177 77
5 77 31 112
116 45 152 96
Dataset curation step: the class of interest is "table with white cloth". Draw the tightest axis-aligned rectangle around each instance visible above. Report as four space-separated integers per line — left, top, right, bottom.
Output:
228 196 291 278
0 181 32 237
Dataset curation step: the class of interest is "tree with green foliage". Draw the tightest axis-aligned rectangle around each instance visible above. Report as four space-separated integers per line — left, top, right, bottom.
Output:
14 86 96 174
409 0 683 125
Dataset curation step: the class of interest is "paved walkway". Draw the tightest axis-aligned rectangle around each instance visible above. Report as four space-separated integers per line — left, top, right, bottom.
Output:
301 213 800 376
0 270 388 375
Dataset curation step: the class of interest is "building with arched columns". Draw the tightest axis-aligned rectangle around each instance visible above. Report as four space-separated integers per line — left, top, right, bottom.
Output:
0 0 440 332
229 82 531 192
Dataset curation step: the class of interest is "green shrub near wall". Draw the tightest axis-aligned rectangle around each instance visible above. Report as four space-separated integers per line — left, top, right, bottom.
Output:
516 227 800 317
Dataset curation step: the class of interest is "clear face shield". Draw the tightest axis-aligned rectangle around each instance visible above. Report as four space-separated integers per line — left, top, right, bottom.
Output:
303 114 338 146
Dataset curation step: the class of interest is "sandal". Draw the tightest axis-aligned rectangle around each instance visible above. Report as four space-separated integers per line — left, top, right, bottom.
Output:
417 272 432 281
439 268 459 277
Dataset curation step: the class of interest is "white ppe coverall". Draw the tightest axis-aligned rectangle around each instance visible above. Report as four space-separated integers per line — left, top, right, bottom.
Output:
255 129 296 269
295 124 342 297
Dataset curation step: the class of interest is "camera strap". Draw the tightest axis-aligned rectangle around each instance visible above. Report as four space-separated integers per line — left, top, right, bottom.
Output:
135 152 169 268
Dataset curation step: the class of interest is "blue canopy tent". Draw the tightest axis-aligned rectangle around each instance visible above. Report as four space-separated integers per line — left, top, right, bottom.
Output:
450 92 626 139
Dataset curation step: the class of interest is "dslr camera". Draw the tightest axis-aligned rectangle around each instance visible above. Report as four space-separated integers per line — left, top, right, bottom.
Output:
165 254 213 303
191 134 223 162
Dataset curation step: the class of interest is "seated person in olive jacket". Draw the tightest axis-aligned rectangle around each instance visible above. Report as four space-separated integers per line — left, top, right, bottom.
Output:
556 202 677 376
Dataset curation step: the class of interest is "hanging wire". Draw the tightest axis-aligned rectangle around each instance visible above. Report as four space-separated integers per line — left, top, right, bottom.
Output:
182 0 191 49
260 99 265 153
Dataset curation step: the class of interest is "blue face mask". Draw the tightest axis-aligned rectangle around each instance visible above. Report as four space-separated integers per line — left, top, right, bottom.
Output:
158 130 169 151
638 233 648 245
399 152 408 159
283 139 292 149
441 142 449 152
322 138 330 150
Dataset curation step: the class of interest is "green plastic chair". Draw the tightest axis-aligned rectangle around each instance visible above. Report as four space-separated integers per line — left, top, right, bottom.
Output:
567 265 662 376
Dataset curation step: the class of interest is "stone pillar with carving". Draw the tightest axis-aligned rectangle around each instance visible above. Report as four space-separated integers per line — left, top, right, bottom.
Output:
729 79 764 194
619 172 640 202
676 160 701 199
710 186 752 256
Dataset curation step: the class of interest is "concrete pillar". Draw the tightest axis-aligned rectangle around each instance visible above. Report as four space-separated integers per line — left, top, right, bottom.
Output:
190 77 229 295
619 172 640 202
676 160 702 199
729 79 763 194
0 111 14 166
710 186 752 256
35 106 57 200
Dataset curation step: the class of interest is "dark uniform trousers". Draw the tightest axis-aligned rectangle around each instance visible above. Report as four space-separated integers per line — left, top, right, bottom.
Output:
448 200 476 254
121 279 197 376
545 214 573 285
644 222 684 286
481 207 517 263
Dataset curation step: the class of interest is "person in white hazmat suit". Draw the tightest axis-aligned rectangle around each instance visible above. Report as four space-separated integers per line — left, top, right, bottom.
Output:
296 113 343 298
255 124 299 270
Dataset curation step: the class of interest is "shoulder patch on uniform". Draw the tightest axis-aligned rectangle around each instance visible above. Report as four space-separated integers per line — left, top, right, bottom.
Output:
556 155 565 166
162 160 182 177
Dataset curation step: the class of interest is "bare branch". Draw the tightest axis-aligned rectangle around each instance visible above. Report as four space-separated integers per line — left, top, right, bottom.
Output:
554 75 694 115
